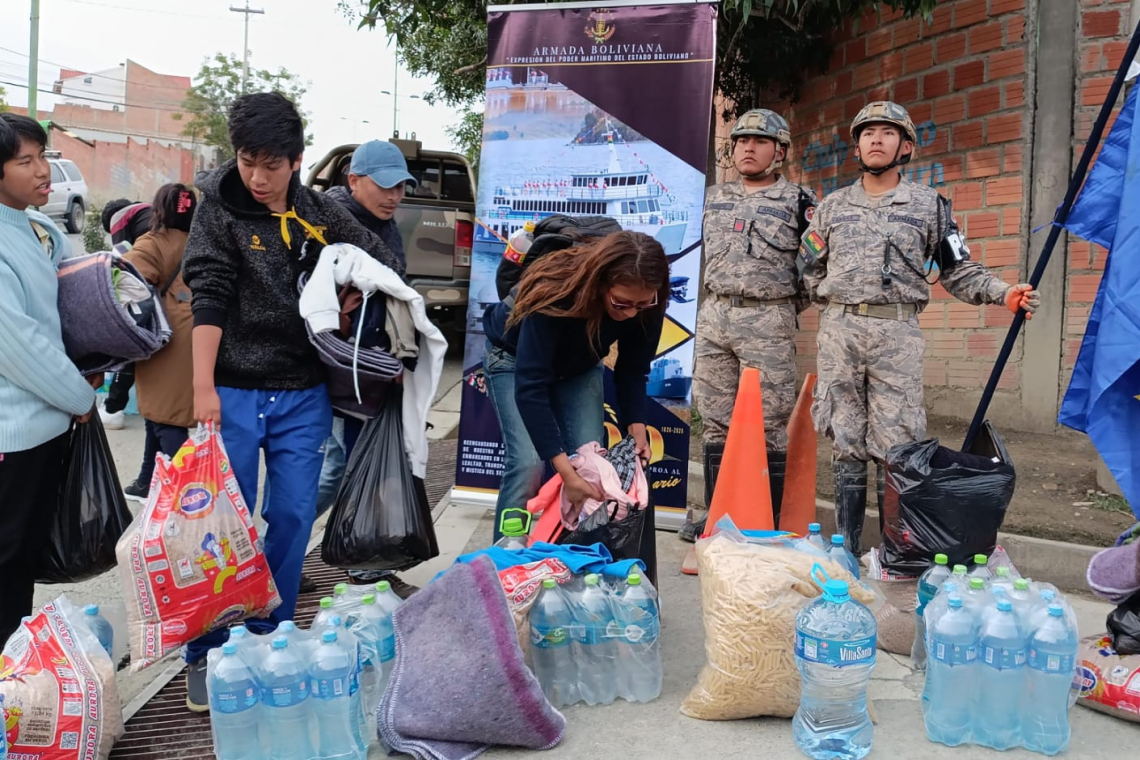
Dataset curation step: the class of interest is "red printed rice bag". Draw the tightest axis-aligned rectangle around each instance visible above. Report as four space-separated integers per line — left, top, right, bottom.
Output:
116 426 280 671
1077 633 1140 723
0 596 124 760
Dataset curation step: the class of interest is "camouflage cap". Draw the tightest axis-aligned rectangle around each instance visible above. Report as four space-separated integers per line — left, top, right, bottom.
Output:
850 101 918 143
730 109 792 146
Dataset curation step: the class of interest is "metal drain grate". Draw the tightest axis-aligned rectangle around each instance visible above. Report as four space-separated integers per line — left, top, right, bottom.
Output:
108 440 458 759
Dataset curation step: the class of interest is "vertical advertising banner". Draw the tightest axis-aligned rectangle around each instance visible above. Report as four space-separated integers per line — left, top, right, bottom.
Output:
453 0 717 526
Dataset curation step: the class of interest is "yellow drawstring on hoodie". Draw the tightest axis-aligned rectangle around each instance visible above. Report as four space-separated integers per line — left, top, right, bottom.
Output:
272 208 329 248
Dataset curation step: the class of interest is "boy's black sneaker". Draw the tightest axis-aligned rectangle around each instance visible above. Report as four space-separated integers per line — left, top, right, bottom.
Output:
123 480 148 503
185 659 209 713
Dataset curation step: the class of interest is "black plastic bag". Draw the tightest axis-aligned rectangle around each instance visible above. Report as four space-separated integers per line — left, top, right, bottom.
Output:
37 414 134 583
322 390 439 571
558 495 657 586
1108 592 1140 656
881 421 1016 575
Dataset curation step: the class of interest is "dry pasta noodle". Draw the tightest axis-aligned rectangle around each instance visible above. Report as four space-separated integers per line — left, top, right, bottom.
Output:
681 535 874 721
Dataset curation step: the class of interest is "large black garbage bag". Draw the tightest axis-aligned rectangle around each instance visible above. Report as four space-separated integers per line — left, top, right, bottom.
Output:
881 421 1015 575
38 414 134 583
557 494 657 586
322 390 439 571
1108 592 1140 655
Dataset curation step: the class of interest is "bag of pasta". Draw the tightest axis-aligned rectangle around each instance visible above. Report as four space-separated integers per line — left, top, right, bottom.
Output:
681 524 874 720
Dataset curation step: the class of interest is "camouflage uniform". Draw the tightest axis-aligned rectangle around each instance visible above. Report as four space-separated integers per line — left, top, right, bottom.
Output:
682 109 816 542
696 175 815 451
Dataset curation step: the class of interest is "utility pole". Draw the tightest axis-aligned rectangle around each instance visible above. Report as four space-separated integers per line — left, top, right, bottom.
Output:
28 0 40 119
230 0 264 94
392 63 399 137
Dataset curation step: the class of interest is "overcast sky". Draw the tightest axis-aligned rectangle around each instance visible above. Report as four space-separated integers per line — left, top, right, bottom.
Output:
0 0 467 166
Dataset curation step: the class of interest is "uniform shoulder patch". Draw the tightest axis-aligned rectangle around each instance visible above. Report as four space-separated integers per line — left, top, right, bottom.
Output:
802 230 825 254
754 205 793 222
832 214 862 224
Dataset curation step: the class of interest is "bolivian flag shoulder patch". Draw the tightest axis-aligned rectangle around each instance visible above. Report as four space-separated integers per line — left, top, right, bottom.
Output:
799 230 826 266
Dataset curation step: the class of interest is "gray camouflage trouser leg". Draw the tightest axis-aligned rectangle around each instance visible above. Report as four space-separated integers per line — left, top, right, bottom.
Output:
812 305 927 464
693 298 798 451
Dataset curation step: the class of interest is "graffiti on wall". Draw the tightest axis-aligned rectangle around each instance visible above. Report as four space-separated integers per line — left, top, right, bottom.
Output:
801 119 945 195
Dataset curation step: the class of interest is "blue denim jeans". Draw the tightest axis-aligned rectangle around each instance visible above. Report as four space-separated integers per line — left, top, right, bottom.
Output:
483 338 604 543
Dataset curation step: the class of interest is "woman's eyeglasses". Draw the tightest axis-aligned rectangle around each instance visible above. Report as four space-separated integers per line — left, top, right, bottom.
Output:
609 292 658 312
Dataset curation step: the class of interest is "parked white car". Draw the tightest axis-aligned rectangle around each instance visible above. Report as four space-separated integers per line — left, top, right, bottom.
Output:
38 151 88 233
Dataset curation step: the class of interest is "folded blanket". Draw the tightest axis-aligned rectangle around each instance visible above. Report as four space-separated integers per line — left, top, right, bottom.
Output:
379 555 566 760
57 252 171 374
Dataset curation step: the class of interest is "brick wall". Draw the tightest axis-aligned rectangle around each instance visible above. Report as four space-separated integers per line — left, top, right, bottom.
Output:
53 60 190 142
52 130 195 206
1064 0 1132 387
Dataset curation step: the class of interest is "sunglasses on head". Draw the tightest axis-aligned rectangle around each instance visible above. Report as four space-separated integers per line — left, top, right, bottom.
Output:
609 292 658 312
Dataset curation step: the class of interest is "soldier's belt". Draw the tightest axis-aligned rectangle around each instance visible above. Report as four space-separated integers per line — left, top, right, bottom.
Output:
841 303 919 320
713 293 793 307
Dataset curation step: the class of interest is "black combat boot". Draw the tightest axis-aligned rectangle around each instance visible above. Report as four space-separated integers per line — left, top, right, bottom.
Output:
876 463 887 539
768 450 787 530
834 460 869 556
680 442 724 542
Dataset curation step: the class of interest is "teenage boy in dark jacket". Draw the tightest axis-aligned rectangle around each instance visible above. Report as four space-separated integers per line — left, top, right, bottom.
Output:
181 92 404 711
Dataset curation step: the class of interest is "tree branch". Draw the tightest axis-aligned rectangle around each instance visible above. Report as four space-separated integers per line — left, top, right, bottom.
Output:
452 55 488 76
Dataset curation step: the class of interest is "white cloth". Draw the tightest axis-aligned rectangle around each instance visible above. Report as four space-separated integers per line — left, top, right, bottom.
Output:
300 243 447 478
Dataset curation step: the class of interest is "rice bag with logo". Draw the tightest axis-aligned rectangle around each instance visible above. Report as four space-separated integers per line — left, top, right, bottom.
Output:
1077 633 1140 723
0 596 124 759
116 425 280 671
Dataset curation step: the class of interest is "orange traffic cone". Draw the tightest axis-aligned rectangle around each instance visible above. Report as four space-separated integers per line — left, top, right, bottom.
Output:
702 367 774 536
779 374 818 536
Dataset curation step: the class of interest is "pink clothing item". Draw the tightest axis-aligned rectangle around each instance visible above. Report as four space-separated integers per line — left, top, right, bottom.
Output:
561 442 648 530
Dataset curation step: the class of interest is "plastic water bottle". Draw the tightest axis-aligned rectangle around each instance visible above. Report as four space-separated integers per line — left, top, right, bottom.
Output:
827 534 860 579
923 596 979 746
963 577 989 613
572 574 618 705
0 694 6 760
309 630 366 760
992 566 1014 596
529 578 579 707
792 567 876 760
260 636 314 760
804 523 828 554
208 642 262 760
975 599 1026 751
613 572 662 703
83 604 114 658
495 519 529 550
373 581 404 620
911 554 951 670
505 221 535 264
1023 604 1078 755
311 597 338 630
1008 578 1034 625
356 593 395 723
968 554 993 583
332 582 356 627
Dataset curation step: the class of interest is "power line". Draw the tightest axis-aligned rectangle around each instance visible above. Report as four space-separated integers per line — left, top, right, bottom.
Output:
0 79 200 115
0 46 197 94
58 0 226 21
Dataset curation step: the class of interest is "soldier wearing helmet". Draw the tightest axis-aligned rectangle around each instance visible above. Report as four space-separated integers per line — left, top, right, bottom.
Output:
798 101 1040 555
681 108 817 542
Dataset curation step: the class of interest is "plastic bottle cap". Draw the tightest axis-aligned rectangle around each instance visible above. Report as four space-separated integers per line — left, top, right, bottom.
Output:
329 616 343 628
523 221 535 231
942 581 959 594
272 636 288 649
584 574 600 586
996 599 1013 612
229 626 247 639
279 621 296 632
627 573 643 586
542 579 557 589
952 565 968 575
319 597 333 609
1041 589 1057 601
996 567 1010 578
808 522 821 533
84 605 99 616
970 578 985 590
322 630 338 643
362 594 376 605
823 579 850 600
1014 579 1030 591
1048 604 1064 617
948 596 963 609
376 581 391 593
334 583 349 596
934 554 948 565
974 554 988 565
222 642 238 655
830 535 845 546
502 517 526 536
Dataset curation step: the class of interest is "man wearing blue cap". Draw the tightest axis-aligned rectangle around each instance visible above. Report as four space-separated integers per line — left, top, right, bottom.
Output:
319 139 420 595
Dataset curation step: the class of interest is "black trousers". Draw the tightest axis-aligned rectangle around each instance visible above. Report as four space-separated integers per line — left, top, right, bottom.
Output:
0 432 69 646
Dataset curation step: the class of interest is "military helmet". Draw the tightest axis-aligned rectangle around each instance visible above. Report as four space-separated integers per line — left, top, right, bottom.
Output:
730 109 792 147
849 101 917 144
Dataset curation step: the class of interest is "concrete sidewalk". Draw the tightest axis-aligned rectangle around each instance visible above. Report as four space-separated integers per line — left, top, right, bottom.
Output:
419 504 1135 759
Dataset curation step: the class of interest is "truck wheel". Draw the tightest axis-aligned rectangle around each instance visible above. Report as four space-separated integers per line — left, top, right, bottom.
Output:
65 201 85 234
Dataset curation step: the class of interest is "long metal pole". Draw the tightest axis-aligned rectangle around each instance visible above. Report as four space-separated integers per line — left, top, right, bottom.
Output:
230 0 264 95
28 0 40 119
393 63 399 136
962 18 1140 451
